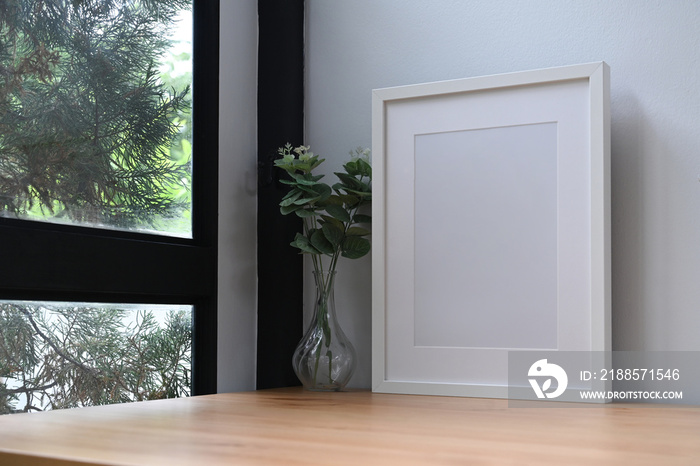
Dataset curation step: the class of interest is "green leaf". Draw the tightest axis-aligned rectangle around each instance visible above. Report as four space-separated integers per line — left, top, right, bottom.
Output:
343 160 360 176
332 180 369 199
309 158 325 171
325 204 351 222
291 233 321 254
282 188 302 201
335 172 363 189
339 194 360 206
280 204 301 215
322 194 345 206
341 188 371 199
310 229 335 255
312 183 332 203
321 223 344 247
356 158 372 178
297 184 320 194
346 227 370 236
293 195 320 205
291 232 305 247
341 236 371 259
280 190 302 207
320 215 345 231
295 208 316 218
291 172 324 185
353 214 372 224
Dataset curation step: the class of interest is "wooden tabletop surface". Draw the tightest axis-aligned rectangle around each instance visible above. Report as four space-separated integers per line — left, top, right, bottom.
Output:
0 387 698 465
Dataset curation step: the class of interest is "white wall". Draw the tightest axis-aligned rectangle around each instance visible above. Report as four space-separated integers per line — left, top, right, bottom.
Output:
305 0 700 391
218 0 258 393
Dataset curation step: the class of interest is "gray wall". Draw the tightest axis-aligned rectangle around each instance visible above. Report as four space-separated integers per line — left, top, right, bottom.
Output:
305 0 700 392
218 0 258 393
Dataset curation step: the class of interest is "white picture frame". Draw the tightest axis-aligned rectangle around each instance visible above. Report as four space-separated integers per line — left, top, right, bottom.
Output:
371 62 611 398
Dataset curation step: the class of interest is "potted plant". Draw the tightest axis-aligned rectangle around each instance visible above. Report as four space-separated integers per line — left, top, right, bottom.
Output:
275 144 371 390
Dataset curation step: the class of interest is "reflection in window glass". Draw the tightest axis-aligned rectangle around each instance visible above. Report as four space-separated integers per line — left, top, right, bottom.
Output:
0 1 193 237
0 301 192 415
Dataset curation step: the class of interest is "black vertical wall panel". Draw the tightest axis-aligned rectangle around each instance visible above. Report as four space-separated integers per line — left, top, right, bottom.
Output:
256 0 305 388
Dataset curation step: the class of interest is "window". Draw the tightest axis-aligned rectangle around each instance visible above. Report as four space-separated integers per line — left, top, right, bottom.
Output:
0 301 192 413
1 0 194 237
0 0 218 413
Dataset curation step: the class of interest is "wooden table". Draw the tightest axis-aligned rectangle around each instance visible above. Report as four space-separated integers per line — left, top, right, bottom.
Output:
0 387 698 465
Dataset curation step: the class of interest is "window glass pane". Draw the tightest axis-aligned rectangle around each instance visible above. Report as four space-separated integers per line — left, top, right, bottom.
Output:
0 1 193 237
0 301 192 414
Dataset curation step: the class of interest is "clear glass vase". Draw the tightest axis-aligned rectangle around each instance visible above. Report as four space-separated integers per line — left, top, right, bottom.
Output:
292 271 357 391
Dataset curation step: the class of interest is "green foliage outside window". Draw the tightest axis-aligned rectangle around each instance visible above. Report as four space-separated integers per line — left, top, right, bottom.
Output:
0 303 192 414
0 0 195 414
0 0 192 233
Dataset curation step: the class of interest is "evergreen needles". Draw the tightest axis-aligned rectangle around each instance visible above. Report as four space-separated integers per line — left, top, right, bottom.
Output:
0 0 191 231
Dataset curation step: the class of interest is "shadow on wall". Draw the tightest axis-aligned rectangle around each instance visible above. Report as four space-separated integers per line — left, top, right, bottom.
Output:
611 89 700 394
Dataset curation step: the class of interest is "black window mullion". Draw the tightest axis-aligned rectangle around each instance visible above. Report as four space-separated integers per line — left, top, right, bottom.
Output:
0 224 213 298
190 0 220 396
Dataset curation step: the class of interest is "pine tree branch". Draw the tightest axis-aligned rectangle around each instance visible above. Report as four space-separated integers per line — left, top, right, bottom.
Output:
1 381 58 395
18 307 100 378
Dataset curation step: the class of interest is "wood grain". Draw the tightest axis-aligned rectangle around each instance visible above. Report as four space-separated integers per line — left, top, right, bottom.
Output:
0 388 698 465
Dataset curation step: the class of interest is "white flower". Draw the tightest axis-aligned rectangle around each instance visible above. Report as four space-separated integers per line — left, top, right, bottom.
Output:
278 142 295 161
294 145 313 161
293 145 310 155
350 146 370 161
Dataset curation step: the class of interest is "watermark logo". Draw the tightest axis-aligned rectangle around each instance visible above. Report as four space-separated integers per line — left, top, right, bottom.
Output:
528 359 568 399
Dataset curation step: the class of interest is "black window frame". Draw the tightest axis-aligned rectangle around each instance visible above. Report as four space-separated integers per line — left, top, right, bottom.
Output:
0 0 219 396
